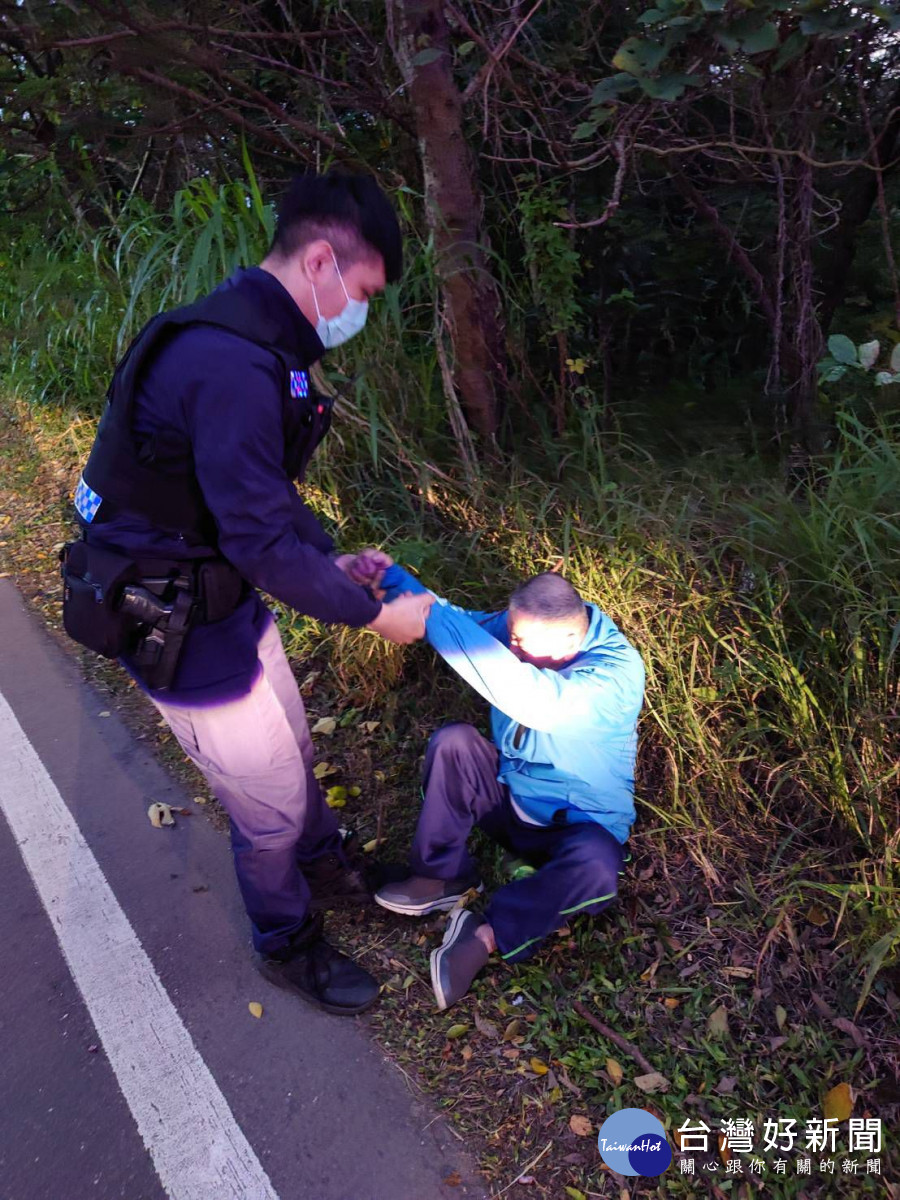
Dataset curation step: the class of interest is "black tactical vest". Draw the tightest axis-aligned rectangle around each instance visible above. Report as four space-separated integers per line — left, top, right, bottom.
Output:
82 283 333 547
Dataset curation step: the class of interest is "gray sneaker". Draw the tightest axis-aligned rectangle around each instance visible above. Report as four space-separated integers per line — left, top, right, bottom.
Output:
374 873 483 917
430 909 490 1011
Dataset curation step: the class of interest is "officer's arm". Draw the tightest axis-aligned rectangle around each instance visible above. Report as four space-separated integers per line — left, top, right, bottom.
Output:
287 487 334 553
185 342 379 626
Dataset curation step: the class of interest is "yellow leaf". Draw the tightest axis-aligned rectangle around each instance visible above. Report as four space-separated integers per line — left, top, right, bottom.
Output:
606 1057 624 1085
325 786 348 808
362 838 380 853
361 720 381 734
775 1004 787 1030
530 1057 549 1076
313 761 338 780
193 795 208 805
311 717 337 736
565 1190 587 1200
248 1002 263 1019
446 1023 469 1040
503 1019 524 1042
824 1082 854 1122
569 1114 592 1137
663 997 680 1010
147 802 175 828
806 904 829 927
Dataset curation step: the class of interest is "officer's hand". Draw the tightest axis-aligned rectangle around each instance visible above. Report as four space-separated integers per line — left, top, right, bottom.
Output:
335 548 394 589
367 591 435 645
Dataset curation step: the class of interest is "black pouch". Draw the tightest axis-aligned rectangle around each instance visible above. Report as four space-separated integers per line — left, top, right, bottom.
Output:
196 558 247 622
60 540 142 658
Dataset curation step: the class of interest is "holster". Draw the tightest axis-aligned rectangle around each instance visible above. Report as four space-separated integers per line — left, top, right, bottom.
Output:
60 540 248 691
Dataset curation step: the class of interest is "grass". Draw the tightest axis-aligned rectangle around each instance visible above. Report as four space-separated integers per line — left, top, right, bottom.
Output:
1 178 898 1197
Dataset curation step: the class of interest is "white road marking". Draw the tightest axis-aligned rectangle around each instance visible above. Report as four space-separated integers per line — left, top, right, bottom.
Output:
0 689 279 1200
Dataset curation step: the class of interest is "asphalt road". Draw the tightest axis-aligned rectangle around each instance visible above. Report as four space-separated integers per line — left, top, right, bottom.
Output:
0 579 485 1200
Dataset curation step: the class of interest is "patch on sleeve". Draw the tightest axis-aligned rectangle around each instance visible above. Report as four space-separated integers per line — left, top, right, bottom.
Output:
74 475 102 523
289 369 309 399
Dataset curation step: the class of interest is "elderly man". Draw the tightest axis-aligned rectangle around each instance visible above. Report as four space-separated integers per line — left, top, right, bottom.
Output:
374 567 645 1010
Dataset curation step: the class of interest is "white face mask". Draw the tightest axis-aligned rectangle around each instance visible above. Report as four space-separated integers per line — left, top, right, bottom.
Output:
311 254 369 348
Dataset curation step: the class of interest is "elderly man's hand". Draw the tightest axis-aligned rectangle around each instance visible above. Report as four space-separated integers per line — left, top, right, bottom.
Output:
333 548 394 591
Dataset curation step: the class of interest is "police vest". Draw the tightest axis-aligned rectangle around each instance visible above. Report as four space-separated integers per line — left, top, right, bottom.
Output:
81 284 333 547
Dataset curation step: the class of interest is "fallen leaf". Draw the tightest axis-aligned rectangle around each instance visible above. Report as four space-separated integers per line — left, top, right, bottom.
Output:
311 717 337 736
775 1004 788 1030
663 997 680 1010
461 1045 473 1062
147 802 175 828
722 966 754 979
530 1057 549 1076
446 1023 469 1040
98 710 111 718
634 1072 670 1093
362 838 379 853
313 761 338 780
348 786 361 797
361 721 381 734
474 1013 499 1039
444 1172 461 1187
824 1081 853 1122
193 795 208 805
502 1047 521 1060
806 904 830 927
707 1004 730 1038
503 1018 524 1042
715 1075 738 1095
569 1114 592 1137
248 1002 263 1019
831 1017 866 1048
606 1057 624 1085
565 1189 587 1200
325 786 347 808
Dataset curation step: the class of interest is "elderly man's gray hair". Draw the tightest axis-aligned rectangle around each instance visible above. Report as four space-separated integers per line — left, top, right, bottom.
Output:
508 572 588 626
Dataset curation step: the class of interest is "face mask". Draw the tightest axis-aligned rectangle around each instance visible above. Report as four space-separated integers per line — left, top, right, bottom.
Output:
311 255 369 348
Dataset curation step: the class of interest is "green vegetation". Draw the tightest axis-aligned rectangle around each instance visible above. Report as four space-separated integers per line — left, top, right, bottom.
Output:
1 175 897 1197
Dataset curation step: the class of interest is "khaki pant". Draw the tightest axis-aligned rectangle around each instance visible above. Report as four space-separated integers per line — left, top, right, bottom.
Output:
150 618 341 953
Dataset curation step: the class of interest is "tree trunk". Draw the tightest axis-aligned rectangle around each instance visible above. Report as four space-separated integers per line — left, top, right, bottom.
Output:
387 0 506 441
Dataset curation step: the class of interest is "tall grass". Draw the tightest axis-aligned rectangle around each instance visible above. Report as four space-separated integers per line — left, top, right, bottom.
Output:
1 173 897 919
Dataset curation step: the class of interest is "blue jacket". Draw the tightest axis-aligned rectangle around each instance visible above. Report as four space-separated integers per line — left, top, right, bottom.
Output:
381 566 645 844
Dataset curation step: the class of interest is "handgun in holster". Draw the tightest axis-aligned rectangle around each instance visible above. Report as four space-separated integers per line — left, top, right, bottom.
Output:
119 576 196 692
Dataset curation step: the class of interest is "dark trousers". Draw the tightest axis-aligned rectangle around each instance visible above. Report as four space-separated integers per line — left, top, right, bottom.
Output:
410 723 625 963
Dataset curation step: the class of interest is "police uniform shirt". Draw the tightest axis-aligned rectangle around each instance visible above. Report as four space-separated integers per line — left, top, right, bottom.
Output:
82 267 381 705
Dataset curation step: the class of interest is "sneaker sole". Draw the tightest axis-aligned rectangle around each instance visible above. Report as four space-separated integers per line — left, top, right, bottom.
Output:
430 907 471 1011
258 962 379 1017
374 882 483 918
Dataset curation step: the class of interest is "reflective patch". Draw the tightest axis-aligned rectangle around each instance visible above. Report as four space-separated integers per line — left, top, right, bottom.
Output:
289 369 309 399
74 475 102 523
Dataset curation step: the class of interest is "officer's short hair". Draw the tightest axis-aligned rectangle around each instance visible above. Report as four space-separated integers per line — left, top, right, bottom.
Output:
272 169 403 283
509 572 588 628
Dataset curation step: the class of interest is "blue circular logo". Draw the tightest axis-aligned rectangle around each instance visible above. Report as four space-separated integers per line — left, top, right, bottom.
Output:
597 1108 672 1177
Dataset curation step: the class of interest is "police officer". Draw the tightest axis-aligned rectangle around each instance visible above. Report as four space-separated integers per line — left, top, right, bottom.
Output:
66 171 434 1016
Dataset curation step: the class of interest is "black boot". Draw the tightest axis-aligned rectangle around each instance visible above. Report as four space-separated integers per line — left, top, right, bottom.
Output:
258 916 379 1016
